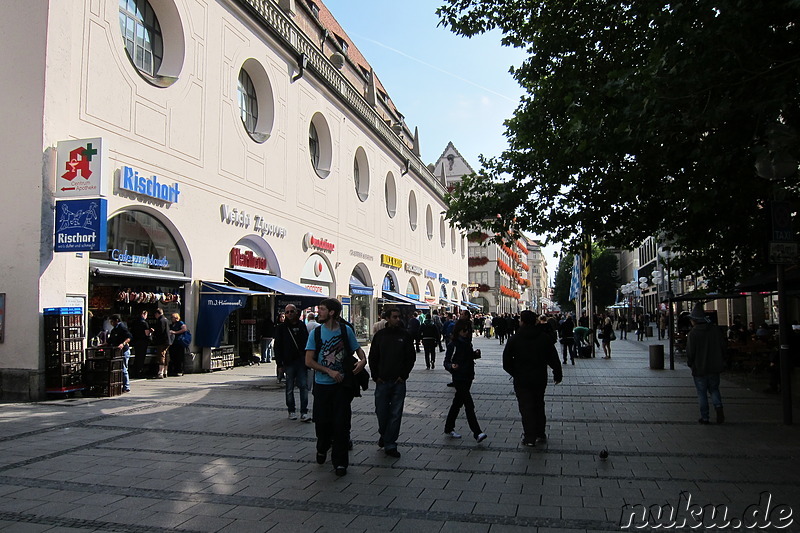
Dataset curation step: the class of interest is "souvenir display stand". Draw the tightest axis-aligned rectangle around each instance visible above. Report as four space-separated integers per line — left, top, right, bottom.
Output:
44 307 85 396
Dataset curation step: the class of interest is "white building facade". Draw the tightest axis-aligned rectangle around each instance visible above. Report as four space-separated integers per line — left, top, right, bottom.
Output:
0 0 468 400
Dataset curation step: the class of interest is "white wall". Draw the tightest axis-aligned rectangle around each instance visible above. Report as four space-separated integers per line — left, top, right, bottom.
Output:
0 0 468 398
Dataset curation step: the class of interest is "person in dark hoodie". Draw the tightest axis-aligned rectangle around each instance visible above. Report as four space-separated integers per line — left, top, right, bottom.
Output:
419 314 440 370
443 319 488 443
503 310 563 447
368 308 416 458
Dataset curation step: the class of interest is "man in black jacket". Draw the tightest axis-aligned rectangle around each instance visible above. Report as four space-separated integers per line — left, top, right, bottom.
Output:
368 308 416 458
274 304 311 421
503 310 562 447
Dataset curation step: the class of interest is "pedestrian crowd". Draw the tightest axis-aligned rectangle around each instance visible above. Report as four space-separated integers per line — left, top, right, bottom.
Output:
96 300 737 478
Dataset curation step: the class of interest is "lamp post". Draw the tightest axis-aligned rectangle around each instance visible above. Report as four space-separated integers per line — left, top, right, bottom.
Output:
756 138 796 425
658 246 677 370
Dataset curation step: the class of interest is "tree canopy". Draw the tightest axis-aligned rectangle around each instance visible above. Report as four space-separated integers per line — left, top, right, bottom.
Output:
437 1 800 289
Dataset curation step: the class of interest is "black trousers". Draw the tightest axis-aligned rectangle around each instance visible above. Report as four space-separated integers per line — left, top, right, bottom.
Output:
445 380 482 438
422 340 437 368
514 382 547 441
312 383 354 468
168 343 186 374
132 340 149 376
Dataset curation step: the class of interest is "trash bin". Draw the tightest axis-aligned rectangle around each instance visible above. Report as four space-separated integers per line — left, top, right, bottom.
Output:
646 326 654 337
649 344 664 370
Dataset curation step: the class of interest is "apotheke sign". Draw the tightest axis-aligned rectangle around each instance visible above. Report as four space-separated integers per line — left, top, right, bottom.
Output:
220 204 286 238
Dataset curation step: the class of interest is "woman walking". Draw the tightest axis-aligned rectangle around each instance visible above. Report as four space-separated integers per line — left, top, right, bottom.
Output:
601 317 614 359
443 320 488 443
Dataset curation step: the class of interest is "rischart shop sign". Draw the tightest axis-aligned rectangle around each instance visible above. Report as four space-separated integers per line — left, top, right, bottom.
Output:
54 198 107 252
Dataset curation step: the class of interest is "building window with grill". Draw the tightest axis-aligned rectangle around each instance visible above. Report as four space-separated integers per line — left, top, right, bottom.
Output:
309 122 320 169
119 0 163 79
238 69 258 136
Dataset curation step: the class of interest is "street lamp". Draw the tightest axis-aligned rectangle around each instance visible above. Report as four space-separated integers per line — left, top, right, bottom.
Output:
658 246 677 370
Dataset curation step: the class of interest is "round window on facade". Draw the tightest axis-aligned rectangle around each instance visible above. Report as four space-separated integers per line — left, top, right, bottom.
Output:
408 190 418 231
354 147 370 202
118 0 184 87
426 205 434 240
237 59 274 143
309 113 333 178
385 172 397 218
439 216 446 248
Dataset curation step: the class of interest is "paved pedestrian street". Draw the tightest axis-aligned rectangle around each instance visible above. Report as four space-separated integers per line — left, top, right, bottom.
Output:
1 336 799 532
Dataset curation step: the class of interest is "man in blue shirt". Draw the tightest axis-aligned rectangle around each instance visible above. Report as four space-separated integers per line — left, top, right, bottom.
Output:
305 298 367 477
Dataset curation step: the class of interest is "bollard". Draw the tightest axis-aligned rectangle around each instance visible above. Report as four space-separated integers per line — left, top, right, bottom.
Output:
649 344 665 370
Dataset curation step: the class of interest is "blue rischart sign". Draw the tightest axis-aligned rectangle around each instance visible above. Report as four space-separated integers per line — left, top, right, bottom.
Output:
54 198 107 252
118 166 181 203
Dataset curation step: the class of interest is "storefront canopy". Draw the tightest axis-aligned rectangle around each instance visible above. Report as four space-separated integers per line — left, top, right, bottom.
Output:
349 284 374 296
440 298 462 309
381 290 430 310
465 301 482 310
224 269 325 309
195 282 269 347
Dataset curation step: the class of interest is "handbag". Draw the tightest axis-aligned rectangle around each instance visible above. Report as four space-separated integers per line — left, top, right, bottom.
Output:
179 330 192 347
609 331 616 341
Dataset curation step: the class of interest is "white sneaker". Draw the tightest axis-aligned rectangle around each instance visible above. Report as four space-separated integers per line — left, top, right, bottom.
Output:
446 431 462 438
476 433 488 443
288 412 298 420
300 413 312 422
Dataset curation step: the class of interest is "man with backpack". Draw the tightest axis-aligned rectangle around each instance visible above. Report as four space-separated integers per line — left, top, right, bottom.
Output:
305 298 367 477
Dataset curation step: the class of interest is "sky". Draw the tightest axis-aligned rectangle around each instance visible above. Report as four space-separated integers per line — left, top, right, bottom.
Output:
323 0 561 282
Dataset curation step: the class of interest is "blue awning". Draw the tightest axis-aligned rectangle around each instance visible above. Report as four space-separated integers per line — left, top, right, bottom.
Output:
349 284 374 296
382 290 430 310
195 282 268 347
465 301 482 310
225 269 325 310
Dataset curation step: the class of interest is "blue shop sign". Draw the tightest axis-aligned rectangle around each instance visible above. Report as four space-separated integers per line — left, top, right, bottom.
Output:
438 274 450 284
54 198 107 252
119 166 181 203
424 269 437 279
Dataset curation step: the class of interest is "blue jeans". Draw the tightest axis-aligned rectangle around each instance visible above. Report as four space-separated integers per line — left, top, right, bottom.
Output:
693 374 722 420
260 338 273 362
284 361 309 414
122 348 131 391
374 380 406 450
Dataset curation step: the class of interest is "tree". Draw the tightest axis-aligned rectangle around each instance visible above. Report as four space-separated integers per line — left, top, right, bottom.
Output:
552 254 575 312
552 248 619 311
438 1 800 289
